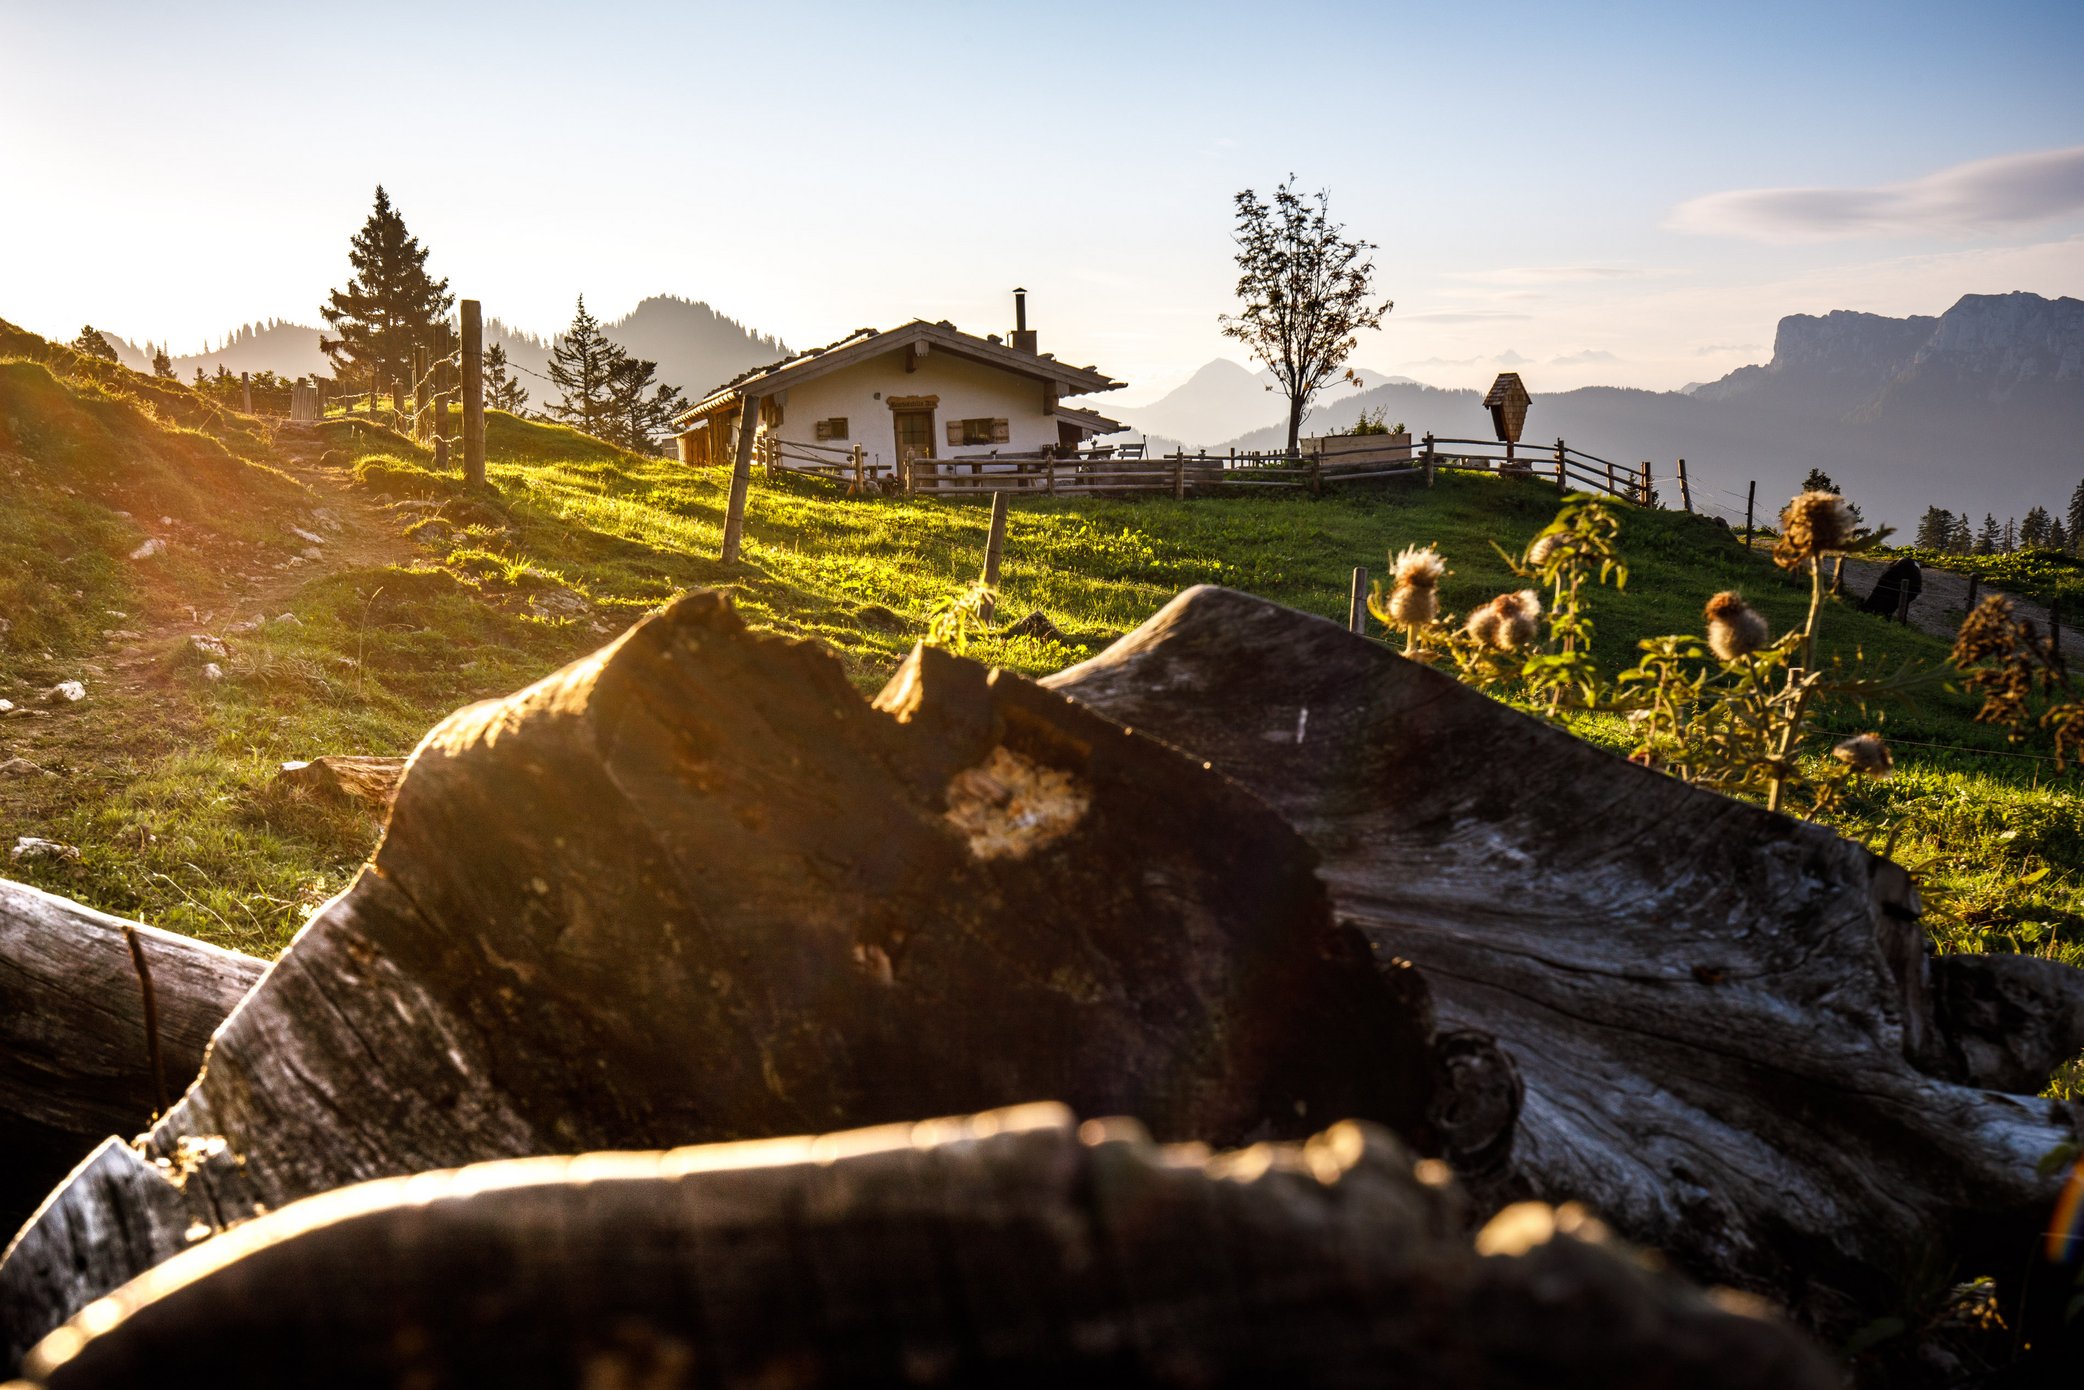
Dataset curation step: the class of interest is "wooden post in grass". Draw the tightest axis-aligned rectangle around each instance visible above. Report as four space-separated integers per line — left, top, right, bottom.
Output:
240 371 251 414
1677 458 1693 513
1744 480 1756 549
1642 459 1655 508
434 435 449 474
979 489 1009 623
1555 438 1567 492
1422 432 1436 487
2051 596 2062 654
1964 573 1979 614
720 393 760 564
1173 454 1185 500
1606 459 1617 496
1348 566 1368 635
413 347 430 440
850 444 865 495
461 300 485 487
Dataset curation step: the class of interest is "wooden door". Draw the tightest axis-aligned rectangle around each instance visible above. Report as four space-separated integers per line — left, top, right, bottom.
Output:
893 409 936 465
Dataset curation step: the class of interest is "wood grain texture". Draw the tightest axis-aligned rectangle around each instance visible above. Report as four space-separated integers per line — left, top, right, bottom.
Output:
0 881 265 1231
1041 584 2084 1336
3 591 1487 1361
16 1107 1833 1389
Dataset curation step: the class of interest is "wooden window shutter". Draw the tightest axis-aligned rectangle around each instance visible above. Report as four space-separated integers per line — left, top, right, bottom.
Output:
814 419 831 441
992 418 1010 443
946 419 964 446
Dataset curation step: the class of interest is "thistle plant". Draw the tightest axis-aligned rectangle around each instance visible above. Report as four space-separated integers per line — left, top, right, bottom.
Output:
1369 545 1449 654
1951 595 2084 769
1498 498 1626 709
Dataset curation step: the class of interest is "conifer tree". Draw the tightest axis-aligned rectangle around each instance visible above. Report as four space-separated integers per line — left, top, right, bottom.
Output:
1914 506 1953 550
2051 519 2070 554
1949 512 1974 552
151 346 174 378
69 325 118 362
604 354 687 455
2068 478 2084 551
1976 514 2000 553
483 343 529 414
546 297 623 437
2020 505 2052 549
319 186 454 410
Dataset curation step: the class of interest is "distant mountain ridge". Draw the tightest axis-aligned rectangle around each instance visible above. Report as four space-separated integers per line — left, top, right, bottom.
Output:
1197 292 2083 533
102 296 787 408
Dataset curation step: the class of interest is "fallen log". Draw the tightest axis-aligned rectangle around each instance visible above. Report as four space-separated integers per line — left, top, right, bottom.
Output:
13 1105 1834 1389
3 592 1509 1362
0 881 265 1231
1042 585 2084 1343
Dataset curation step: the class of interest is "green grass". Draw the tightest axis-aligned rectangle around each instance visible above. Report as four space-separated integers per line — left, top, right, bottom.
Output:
1 343 2078 972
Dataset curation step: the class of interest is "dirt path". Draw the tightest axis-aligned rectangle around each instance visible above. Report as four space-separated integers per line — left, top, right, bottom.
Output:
1836 554 2055 645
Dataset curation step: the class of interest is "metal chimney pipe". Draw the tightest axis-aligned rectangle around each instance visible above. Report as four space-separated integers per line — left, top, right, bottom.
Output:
1014 288 1028 332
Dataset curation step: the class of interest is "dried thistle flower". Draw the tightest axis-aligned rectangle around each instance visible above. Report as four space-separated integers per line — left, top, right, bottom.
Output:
1527 533 1563 567
1773 490 1856 569
1387 545 1446 629
1467 589 1543 651
1703 591 1770 661
1831 732 1893 778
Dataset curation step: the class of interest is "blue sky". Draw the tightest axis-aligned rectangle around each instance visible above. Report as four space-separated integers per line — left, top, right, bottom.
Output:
2 0 2079 396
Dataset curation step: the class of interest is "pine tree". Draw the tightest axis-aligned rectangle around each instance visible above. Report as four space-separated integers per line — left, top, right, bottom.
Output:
2051 519 2070 553
1948 513 1974 552
319 186 455 410
1800 467 1838 493
1914 506 1954 550
1976 514 2000 553
546 297 623 437
603 355 686 455
69 326 118 362
2020 505 2052 549
151 346 174 378
2068 478 2084 551
482 343 529 414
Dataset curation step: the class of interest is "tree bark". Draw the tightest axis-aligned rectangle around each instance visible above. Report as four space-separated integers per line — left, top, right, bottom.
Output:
0 881 265 1231
14 1106 1833 1390
1041 585 2084 1341
2 592 1507 1361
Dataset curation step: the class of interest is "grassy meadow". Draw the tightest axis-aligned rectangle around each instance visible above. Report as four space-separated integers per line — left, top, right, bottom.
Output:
0 333 2077 981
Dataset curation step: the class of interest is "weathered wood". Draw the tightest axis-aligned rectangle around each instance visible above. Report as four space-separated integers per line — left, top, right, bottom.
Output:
719 394 760 563
461 298 485 487
14 1107 1832 1389
0 881 266 1230
1677 456 1693 512
2 592 1494 1356
1042 585 2084 1340
978 489 1008 622
1348 565 1368 634
269 754 405 810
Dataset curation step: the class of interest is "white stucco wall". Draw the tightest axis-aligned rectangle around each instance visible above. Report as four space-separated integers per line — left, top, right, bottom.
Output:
756 348 1108 471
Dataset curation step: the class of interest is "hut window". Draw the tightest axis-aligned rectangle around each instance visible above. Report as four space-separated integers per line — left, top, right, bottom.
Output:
950 417 1010 446
814 417 849 441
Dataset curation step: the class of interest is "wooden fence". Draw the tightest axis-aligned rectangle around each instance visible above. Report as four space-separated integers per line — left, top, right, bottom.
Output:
755 432 1654 505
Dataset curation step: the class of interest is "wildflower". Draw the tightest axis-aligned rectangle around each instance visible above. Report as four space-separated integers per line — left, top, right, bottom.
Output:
1703 591 1770 661
1466 589 1543 650
1387 545 1446 628
1773 490 1856 569
1832 732 1893 778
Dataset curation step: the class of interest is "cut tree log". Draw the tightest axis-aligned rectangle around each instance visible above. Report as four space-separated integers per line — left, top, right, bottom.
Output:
269 754 405 810
0 881 265 1232
3 592 1510 1363
1042 585 2084 1341
13 1105 1835 1389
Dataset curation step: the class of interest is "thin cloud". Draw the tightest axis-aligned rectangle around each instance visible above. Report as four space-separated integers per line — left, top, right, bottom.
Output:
1668 146 2084 242
1406 311 1534 324
1550 349 1619 365
1693 343 1761 356
1447 265 1643 286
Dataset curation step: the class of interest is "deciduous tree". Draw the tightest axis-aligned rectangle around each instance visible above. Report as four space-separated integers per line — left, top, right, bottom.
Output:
1218 177 1392 457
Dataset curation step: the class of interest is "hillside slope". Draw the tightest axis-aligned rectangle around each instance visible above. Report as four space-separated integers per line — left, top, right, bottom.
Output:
0 317 2076 964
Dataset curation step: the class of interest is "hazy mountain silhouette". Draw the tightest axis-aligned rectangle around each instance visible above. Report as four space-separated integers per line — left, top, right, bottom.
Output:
1210 293 2084 531
105 296 786 409
1117 359 1409 449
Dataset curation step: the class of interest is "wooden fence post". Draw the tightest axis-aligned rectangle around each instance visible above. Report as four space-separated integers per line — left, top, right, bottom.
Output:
979 489 1009 623
1606 460 1616 496
1677 458 1693 514
240 371 252 414
2051 596 2063 655
434 435 449 474
1642 460 1655 508
1309 455 1322 497
1173 454 1185 500
1555 438 1567 492
1744 480 1756 550
851 444 865 495
413 347 429 439
1045 456 1056 496
1348 566 1368 635
1422 432 1436 487
720 393 761 564
461 300 485 487
1964 573 1979 614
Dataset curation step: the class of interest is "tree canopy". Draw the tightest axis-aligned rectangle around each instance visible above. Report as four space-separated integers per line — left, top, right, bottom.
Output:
546 297 685 454
319 186 454 403
69 326 118 363
1217 177 1391 457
